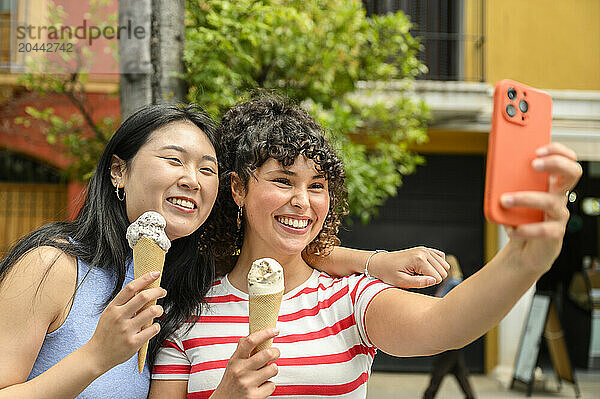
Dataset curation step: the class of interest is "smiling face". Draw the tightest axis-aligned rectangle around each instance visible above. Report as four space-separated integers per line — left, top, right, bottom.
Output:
111 121 219 241
233 156 330 257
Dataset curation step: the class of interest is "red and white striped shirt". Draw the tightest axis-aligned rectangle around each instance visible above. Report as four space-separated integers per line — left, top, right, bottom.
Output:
152 270 393 398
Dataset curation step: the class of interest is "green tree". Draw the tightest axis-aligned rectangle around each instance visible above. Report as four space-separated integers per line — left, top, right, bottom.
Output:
185 0 429 222
17 0 429 222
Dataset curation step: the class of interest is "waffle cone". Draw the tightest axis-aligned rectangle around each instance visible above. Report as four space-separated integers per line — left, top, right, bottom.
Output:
132 236 166 373
248 291 283 355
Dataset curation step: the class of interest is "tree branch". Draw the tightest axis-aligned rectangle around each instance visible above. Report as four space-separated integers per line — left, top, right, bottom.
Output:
62 64 108 144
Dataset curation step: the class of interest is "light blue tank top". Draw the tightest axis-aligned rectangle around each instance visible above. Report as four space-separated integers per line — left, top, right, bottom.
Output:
27 257 150 398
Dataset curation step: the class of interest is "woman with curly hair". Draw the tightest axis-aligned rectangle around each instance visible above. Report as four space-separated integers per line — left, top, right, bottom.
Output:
149 94 581 399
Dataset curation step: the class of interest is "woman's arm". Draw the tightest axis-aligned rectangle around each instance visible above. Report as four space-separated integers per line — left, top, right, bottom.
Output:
304 245 449 288
148 380 188 399
364 143 582 357
366 241 538 356
0 247 166 398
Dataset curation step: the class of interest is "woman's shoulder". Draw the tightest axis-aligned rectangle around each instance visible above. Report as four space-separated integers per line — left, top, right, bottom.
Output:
315 271 368 285
15 245 77 276
2 245 78 305
299 271 368 297
1 245 79 335
312 272 392 303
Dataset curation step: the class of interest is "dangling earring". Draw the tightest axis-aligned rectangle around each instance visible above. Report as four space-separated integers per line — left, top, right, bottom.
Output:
233 206 243 256
237 206 243 230
115 181 125 201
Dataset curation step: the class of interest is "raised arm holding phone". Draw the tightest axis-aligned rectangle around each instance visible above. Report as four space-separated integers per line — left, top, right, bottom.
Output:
149 94 581 399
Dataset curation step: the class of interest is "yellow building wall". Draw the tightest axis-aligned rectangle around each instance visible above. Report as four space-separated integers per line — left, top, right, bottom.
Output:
463 0 485 82
484 0 600 90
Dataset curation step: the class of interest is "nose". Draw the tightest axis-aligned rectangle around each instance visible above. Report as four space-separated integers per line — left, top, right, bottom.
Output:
290 187 310 209
179 168 200 191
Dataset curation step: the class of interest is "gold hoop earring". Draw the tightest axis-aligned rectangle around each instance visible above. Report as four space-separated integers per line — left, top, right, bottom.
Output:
115 182 125 201
237 206 243 230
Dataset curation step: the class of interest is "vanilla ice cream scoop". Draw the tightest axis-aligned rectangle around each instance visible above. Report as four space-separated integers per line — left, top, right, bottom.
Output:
248 258 284 295
126 211 171 251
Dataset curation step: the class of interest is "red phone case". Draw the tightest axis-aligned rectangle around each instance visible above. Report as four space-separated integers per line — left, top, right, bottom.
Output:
484 79 552 226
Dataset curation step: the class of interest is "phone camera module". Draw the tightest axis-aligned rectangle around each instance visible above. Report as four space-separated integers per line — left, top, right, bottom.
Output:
506 104 517 117
507 88 517 100
519 100 528 113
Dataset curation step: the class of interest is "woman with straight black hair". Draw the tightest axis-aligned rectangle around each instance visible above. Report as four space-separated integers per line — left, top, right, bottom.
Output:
0 102 449 399
0 103 223 398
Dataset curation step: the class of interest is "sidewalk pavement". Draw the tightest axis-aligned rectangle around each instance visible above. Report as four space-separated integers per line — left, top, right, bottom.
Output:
366 369 600 398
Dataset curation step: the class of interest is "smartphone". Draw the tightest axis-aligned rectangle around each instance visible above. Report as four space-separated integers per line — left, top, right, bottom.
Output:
484 79 552 226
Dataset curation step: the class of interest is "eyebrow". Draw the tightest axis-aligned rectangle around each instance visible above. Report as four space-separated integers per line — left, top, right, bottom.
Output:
269 169 325 179
203 155 218 164
159 145 217 164
159 145 186 153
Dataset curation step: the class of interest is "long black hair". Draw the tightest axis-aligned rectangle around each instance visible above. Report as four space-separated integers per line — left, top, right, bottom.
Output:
0 103 220 367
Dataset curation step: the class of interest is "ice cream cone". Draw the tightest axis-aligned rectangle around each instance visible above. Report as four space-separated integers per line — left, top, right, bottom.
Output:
249 291 284 354
126 211 171 373
247 258 284 356
133 236 166 372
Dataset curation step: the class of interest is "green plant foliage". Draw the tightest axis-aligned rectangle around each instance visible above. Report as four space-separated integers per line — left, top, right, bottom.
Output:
185 0 430 222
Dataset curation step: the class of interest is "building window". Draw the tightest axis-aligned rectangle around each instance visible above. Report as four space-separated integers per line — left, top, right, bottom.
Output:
0 0 28 72
362 0 484 82
0 0 11 68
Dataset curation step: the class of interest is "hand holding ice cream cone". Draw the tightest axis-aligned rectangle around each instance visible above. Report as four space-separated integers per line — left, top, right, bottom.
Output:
126 211 171 372
83 271 166 376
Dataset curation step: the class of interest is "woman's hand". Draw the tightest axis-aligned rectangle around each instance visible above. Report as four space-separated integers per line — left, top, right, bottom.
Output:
211 329 280 399
367 247 450 288
82 271 167 374
501 143 582 273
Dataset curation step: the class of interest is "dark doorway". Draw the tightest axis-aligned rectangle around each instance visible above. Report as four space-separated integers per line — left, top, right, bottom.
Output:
340 154 486 372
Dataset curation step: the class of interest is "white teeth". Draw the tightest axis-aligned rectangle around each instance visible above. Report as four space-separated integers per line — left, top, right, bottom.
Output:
169 198 195 209
277 216 308 228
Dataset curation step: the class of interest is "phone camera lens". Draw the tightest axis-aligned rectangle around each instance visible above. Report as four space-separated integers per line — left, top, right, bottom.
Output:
519 100 528 113
506 104 516 117
507 88 517 100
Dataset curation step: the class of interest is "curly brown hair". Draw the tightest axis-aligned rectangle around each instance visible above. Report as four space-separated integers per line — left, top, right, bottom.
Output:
204 94 349 275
